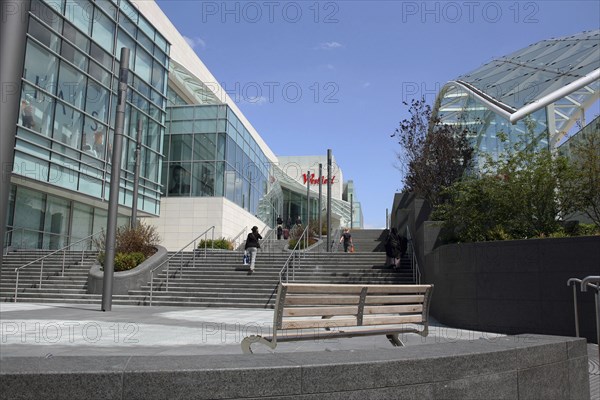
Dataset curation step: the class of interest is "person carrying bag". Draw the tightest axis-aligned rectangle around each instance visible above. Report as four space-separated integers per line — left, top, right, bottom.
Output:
244 226 262 273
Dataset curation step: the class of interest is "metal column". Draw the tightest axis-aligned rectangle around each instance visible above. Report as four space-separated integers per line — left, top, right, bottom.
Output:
102 48 130 312
0 0 31 269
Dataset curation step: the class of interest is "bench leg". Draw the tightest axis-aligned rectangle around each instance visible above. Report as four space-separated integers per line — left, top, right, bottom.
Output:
386 334 405 347
241 336 277 354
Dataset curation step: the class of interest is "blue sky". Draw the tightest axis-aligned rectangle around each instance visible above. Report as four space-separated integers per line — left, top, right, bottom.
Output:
156 0 600 228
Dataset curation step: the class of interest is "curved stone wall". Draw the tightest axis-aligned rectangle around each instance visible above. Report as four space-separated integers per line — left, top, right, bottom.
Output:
87 245 169 295
0 335 589 399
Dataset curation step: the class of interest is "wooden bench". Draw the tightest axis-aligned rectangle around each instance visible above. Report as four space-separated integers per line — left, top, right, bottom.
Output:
241 283 434 354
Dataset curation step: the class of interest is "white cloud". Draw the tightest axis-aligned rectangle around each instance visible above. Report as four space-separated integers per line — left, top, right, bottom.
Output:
323 64 336 70
243 96 268 106
183 36 207 50
316 41 343 50
362 82 371 88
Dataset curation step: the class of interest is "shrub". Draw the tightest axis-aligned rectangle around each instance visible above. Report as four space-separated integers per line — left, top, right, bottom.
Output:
114 252 146 271
197 238 233 250
288 237 318 250
94 222 160 270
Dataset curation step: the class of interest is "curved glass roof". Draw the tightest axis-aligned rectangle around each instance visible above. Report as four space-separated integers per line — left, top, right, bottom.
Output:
436 30 600 155
457 30 599 110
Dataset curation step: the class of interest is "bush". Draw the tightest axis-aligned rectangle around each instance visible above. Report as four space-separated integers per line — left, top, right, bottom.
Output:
94 222 159 270
114 252 146 272
288 237 318 250
197 238 233 250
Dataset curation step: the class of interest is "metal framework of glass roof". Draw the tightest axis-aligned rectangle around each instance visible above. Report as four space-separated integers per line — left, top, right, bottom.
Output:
436 30 600 147
168 60 222 105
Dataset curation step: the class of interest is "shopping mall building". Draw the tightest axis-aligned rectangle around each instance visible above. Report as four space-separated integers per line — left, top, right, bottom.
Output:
1 0 362 252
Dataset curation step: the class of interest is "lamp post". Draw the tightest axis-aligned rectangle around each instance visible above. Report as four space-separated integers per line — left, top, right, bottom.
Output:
102 47 130 312
131 118 142 228
326 149 332 252
318 163 322 240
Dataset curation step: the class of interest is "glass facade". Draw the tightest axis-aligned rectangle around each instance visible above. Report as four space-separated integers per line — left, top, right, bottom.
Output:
435 83 549 166
163 104 271 216
9 0 170 248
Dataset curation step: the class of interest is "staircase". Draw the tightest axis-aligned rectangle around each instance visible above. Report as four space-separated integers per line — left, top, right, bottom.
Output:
0 229 418 307
0 250 98 303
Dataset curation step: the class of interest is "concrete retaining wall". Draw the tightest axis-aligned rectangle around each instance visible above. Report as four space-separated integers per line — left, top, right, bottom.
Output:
424 237 600 343
0 335 590 399
87 245 168 295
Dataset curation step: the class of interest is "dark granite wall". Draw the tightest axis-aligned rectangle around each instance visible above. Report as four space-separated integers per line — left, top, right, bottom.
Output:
424 236 600 343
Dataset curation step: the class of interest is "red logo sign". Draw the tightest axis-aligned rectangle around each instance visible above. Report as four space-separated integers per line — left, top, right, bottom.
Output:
302 173 335 185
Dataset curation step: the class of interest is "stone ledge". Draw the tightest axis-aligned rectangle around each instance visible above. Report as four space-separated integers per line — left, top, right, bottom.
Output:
0 335 590 400
86 245 168 295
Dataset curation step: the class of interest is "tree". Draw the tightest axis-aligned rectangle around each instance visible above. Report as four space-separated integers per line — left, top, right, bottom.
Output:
560 130 600 228
392 99 474 206
433 145 572 242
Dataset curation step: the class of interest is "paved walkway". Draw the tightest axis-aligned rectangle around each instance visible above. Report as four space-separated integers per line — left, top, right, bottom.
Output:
1 303 597 397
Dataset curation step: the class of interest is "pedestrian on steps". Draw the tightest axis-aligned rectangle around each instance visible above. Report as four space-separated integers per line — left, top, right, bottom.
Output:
385 227 401 269
244 226 262 273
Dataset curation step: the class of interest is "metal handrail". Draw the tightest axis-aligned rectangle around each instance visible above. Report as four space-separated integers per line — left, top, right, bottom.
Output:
231 226 247 250
567 275 599 361
406 226 421 284
331 227 341 252
13 231 101 302
4 226 72 252
149 226 215 305
279 225 309 283
260 228 276 252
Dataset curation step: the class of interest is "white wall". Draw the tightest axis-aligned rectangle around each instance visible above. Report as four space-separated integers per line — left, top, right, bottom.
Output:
142 197 267 251
277 155 344 200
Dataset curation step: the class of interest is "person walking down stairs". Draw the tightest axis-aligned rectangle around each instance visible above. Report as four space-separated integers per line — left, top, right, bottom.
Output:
384 228 401 269
244 226 262 273
339 228 353 252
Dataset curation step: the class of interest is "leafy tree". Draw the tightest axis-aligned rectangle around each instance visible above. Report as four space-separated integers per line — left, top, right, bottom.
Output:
560 130 600 227
433 144 571 242
392 99 474 206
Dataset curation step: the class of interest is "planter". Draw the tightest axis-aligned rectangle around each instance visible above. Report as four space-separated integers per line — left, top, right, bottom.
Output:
87 245 168 295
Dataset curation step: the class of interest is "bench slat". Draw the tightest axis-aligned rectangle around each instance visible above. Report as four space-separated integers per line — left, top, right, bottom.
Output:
284 284 430 295
280 314 423 330
285 295 360 305
282 304 423 317
365 295 425 304
283 306 358 317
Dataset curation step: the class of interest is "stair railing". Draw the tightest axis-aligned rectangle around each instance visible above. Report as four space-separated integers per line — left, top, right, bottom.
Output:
567 275 599 361
231 226 247 251
149 226 215 306
331 227 341 252
405 226 421 284
260 228 277 253
279 225 309 283
4 226 72 252
13 231 101 302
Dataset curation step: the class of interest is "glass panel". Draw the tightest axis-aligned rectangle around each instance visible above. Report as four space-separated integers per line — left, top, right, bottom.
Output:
56 61 87 109
60 41 88 71
146 150 159 182
95 0 117 19
28 17 60 52
12 187 45 249
31 1 63 33
24 40 59 95
53 101 84 148
116 29 135 69
192 162 215 196
92 7 115 53
20 83 55 137
170 107 194 121
169 134 192 161
167 163 191 196
215 161 225 196
43 194 70 249
70 202 93 248
194 120 217 134
134 47 152 83
194 133 216 161
63 20 90 52
146 120 160 150
92 207 108 237
65 0 92 35
90 42 113 71
195 105 218 119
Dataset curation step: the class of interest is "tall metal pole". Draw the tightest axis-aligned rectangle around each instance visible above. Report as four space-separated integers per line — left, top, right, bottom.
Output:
386 208 389 230
0 0 31 270
350 193 353 230
306 170 310 232
326 149 332 252
131 118 142 228
102 47 130 312
318 163 322 239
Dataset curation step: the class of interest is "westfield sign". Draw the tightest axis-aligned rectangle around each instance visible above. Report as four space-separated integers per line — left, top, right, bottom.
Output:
302 173 335 185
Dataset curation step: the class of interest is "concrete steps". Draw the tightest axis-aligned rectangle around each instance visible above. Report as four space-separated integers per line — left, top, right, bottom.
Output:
1 232 418 308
